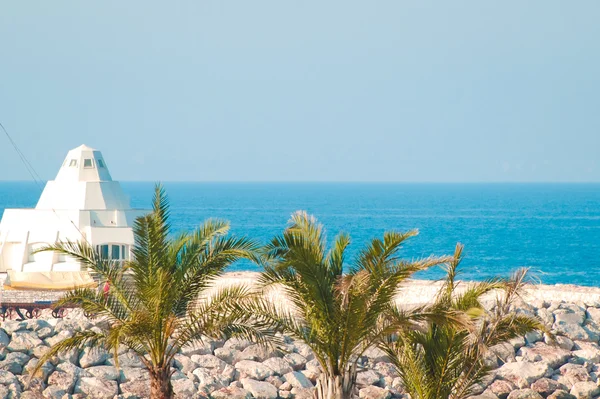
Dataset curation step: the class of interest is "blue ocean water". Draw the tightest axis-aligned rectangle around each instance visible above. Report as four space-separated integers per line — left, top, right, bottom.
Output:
1 182 599 286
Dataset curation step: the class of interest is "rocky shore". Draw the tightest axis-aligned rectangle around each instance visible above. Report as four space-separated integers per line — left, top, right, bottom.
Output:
2 274 600 399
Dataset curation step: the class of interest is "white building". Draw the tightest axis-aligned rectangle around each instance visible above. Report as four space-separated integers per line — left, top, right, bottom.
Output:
0 145 148 277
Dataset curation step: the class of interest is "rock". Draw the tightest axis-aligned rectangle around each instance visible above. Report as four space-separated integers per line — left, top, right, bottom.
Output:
0 351 30 374
571 341 600 363
586 307 600 323
552 336 576 351
557 364 592 388
48 371 78 392
172 354 198 374
547 391 577 399
210 386 252 399
506 389 543 399
283 353 307 371
73 377 118 399
192 367 226 394
181 341 214 356
119 379 150 398
363 347 389 363
554 322 599 342
0 370 19 385
119 367 150 383
192 355 229 372
496 361 552 388
358 386 391 399
290 387 315 399
537 308 555 326
262 358 293 376
240 378 278 399
7 330 43 353
488 380 516 399
356 370 382 387
235 360 275 381
24 358 54 381
517 343 571 368
530 378 568 396
508 337 526 351
469 394 499 399
292 342 314 360
0 330 9 348
43 330 73 347
570 381 599 398
85 366 120 381
106 351 144 368
524 331 544 345
555 309 585 325
172 377 197 397
265 375 284 389
42 385 67 399
238 345 279 362
491 343 516 364
79 347 109 368
224 338 254 351
283 371 313 389
214 347 238 364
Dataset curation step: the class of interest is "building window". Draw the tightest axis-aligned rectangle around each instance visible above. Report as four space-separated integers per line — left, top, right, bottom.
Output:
83 159 94 168
69 159 78 167
96 244 128 261
97 159 105 168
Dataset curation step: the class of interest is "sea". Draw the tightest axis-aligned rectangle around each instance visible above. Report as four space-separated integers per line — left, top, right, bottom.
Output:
1 182 599 286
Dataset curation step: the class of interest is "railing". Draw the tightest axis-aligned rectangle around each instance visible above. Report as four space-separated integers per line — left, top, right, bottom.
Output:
0 282 74 321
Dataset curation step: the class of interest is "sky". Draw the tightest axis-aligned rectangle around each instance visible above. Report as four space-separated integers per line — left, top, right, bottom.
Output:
1 1 599 182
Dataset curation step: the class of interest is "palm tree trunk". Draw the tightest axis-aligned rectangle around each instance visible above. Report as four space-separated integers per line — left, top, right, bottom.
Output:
314 370 355 399
150 367 173 399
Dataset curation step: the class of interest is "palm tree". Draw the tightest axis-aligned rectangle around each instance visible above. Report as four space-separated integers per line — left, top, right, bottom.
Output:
383 244 547 399
33 185 275 399
255 211 452 399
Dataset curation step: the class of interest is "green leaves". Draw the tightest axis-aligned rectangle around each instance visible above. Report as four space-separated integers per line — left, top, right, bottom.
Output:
33 183 270 388
256 211 446 396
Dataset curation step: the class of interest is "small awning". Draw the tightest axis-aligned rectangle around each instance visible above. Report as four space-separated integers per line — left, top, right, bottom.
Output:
4 271 97 291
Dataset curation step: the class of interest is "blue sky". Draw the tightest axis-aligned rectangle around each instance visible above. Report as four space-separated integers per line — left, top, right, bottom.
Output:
1 1 599 182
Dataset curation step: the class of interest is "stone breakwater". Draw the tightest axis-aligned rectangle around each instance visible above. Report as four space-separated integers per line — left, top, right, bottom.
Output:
2 274 600 399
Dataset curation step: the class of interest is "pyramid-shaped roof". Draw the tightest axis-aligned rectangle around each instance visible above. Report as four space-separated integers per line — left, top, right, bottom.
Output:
35 144 130 210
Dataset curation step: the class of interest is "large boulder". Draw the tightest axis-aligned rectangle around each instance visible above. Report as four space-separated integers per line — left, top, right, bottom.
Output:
488 380 516 399
85 365 120 381
263 357 293 376
506 389 543 399
79 347 109 368
192 354 229 373
359 386 392 399
7 331 42 353
240 378 278 399
237 345 279 362
570 381 600 398
172 377 197 398
283 353 307 371
571 341 600 363
556 364 592 389
517 343 571 368
235 360 275 381
356 370 382 387
211 386 252 399
283 371 313 389
530 378 568 397
496 361 552 388
73 377 119 399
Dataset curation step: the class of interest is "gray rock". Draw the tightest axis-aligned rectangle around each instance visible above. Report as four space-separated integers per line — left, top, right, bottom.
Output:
283 353 307 371
7 330 42 353
191 354 229 372
210 386 252 399
491 342 516 364
570 381 599 398
181 341 214 356
506 389 543 399
0 330 9 348
235 360 275 381
106 351 144 368
238 345 279 362
192 367 226 394
557 363 592 388
262 357 293 376
530 378 568 397
85 366 120 381
214 347 238 364
571 341 600 363
79 347 109 368
172 354 198 374
24 358 54 381
547 391 577 399
42 385 67 399
0 351 30 374
356 370 382 387
48 371 78 392
172 377 197 397
119 367 149 383
488 380 516 399
358 386 391 399
292 342 315 360
240 378 278 399
283 371 313 389
496 361 552 388
224 338 254 351
73 377 118 399
119 379 150 398
517 342 571 368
